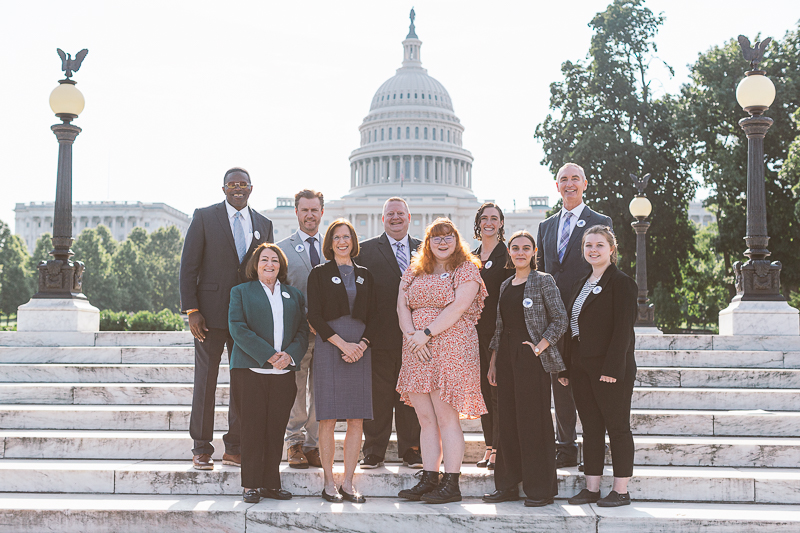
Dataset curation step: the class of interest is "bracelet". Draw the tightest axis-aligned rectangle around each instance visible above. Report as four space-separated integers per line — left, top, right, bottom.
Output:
360 338 371 347
186 309 200 315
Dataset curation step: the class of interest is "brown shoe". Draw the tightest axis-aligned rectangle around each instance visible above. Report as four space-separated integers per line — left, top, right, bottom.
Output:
304 448 322 468
222 453 241 467
287 443 309 469
193 454 214 470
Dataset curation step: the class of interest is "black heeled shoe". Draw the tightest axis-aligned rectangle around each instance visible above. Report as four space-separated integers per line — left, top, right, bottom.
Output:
477 447 493 468
486 451 497 471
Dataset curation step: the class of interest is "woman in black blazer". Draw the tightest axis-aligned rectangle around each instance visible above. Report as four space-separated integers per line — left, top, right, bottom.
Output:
560 225 638 508
307 218 377 504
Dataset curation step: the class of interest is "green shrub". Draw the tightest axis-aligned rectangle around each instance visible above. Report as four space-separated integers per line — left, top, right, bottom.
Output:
99 310 128 331
128 309 185 331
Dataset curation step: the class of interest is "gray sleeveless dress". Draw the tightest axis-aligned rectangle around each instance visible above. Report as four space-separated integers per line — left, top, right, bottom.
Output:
313 264 373 420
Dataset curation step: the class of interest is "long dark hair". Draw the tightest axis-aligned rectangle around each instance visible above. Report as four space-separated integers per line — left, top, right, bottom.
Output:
473 202 505 242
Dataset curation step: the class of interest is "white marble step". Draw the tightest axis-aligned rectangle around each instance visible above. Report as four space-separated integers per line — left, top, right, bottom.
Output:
0 363 230 383
0 460 798 504
2 405 798 437
635 350 799 369
1 430 798 467
0 493 798 533
0 346 197 364
634 367 800 388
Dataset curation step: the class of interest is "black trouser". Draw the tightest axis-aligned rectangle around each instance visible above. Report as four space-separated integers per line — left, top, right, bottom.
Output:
494 328 557 500
362 348 420 459
551 336 578 459
232 369 297 489
570 338 636 478
478 338 499 448
190 327 240 456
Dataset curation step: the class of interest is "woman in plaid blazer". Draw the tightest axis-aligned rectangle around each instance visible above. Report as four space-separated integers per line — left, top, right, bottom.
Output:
484 230 568 507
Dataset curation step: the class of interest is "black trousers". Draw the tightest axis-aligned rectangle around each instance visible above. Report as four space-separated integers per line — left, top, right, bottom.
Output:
494 329 557 500
362 348 420 459
232 369 297 489
191 328 240 456
570 338 636 478
551 336 578 459
478 338 500 448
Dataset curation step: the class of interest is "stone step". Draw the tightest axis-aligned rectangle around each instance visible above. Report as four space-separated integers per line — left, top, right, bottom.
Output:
634 367 800 388
0 493 798 533
0 460 798 504
1 382 796 411
2 405 799 437
635 350 799 369
1 430 798 467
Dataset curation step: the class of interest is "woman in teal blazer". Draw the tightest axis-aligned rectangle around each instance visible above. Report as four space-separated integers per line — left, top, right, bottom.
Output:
228 242 309 504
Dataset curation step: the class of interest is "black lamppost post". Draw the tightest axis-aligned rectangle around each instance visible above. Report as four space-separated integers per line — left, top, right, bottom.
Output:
629 173 657 330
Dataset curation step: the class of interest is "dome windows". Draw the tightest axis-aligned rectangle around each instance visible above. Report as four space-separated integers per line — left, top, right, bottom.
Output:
415 127 419 139
397 127 401 139
393 94 396 99
381 128 384 141
448 130 451 142
389 128 392 140
433 129 436 140
406 127 410 139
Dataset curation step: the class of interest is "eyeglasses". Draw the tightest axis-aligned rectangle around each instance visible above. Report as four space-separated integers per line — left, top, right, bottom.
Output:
225 182 251 190
431 235 455 245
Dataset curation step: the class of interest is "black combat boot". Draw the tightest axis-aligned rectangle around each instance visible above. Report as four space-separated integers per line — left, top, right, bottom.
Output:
421 472 462 503
398 470 440 501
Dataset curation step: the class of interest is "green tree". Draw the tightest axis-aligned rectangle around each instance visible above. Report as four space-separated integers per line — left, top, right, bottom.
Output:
112 227 152 312
142 226 183 312
72 226 119 311
533 0 697 328
29 232 52 272
0 223 34 322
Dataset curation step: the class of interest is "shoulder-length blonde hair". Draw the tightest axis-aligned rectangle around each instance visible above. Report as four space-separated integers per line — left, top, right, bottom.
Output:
410 217 481 275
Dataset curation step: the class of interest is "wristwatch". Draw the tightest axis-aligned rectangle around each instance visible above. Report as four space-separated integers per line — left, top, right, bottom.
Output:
423 327 433 337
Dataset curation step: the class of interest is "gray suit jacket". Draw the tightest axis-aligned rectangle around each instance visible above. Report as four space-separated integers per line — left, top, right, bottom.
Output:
488 271 567 373
535 205 613 304
276 230 327 307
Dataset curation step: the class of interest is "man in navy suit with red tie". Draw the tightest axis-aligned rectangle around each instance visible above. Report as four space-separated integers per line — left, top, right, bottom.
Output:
536 163 612 469
180 167 274 470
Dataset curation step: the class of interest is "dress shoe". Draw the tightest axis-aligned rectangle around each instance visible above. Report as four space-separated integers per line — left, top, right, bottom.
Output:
477 447 492 468
242 489 260 503
287 443 308 469
597 490 631 507
222 453 241 467
578 462 584 472
555 452 578 469
421 472 462 504
339 486 366 503
486 453 496 471
524 497 554 507
259 487 292 500
321 488 344 502
359 454 384 469
482 488 519 503
398 470 440 500
402 447 423 469
567 488 601 505
304 448 322 468
192 454 214 470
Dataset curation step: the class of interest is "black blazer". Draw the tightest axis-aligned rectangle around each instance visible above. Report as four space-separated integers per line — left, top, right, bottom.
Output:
306 260 378 343
536 206 613 304
473 242 514 342
179 201 274 329
355 233 421 351
564 263 638 381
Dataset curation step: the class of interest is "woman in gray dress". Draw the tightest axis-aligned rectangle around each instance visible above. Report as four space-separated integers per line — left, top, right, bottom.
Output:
307 218 377 503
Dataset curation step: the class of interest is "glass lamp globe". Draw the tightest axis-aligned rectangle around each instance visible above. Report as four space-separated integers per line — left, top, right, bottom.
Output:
736 73 775 114
629 196 652 219
49 81 85 118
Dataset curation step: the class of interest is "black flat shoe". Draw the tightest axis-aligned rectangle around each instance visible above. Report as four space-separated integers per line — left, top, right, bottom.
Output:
482 488 519 503
597 490 631 507
321 488 343 502
259 488 292 500
242 489 260 503
524 497 554 507
568 488 601 505
339 486 366 503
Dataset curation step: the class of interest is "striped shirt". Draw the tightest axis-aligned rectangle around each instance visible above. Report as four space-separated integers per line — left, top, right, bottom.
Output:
571 278 599 338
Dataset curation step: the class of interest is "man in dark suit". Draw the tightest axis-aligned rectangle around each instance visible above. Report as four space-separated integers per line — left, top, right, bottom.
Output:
535 162 612 469
356 197 422 469
180 167 274 470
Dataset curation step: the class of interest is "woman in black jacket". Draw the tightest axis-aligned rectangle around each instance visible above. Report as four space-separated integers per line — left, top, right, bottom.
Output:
560 225 638 508
307 218 377 504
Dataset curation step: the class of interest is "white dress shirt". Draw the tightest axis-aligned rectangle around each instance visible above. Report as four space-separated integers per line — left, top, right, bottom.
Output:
557 202 587 250
225 201 254 251
386 233 410 261
250 280 291 375
297 229 322 262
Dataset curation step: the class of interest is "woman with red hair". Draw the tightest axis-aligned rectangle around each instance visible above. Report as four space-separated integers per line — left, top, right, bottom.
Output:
396 218 488 504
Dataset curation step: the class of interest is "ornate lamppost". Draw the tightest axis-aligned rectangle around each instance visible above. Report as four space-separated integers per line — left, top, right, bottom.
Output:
718 36 799 335
629 173 661 334
17 48 100 333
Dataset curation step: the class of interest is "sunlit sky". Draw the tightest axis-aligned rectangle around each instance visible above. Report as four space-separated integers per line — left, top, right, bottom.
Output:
2 1 798 232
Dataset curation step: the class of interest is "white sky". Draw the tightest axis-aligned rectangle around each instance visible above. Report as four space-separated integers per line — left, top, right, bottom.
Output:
2 1 798 232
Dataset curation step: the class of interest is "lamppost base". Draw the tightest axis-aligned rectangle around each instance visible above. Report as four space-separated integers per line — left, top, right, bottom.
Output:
31 259 87 299
719 299 800 336
16 298 100 333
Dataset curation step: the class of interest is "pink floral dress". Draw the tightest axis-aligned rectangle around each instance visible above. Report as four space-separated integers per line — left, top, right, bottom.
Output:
396 261 489 418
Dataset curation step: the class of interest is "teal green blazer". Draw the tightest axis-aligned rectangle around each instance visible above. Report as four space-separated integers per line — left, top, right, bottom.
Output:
228 280 309 370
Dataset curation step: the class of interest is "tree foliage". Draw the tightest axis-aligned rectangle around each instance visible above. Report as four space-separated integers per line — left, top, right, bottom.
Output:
0 222 33 318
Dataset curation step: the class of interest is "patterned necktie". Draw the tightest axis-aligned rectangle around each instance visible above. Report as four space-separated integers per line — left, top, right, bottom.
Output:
306 236 320 267
558 212 573 263
233 211 246 263
395 242 408 272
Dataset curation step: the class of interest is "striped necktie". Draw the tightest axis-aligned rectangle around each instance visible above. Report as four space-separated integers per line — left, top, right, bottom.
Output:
395 242 408 272
233 211 247 263
558 212 573 263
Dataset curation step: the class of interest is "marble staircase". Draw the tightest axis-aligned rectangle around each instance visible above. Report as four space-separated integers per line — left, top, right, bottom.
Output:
1 331 799 532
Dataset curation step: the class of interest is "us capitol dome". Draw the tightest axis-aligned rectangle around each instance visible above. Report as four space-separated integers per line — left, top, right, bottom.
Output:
264 11 549 241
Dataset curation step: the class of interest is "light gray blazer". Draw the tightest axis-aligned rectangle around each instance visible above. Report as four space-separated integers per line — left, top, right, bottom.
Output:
488 270 568 373
276 230 327 308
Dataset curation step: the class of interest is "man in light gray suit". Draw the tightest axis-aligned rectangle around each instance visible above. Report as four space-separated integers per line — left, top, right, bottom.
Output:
276 189 326 469
536 162 613 469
